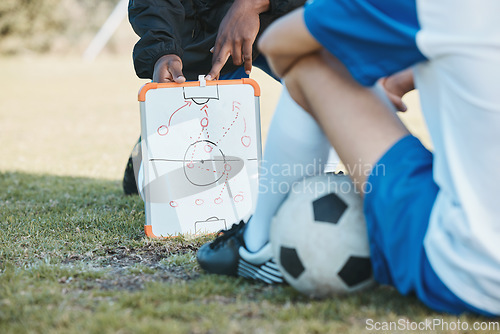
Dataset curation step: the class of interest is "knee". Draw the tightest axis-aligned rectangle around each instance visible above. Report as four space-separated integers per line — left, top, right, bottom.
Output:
284 51 359 117
283 70 310 113
282 53 325 116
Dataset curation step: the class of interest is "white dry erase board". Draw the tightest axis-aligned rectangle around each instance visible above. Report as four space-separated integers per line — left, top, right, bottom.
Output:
138 79 262 237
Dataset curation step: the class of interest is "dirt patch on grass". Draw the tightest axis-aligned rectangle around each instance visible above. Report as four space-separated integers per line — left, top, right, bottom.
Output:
62 238 211 291
88 265 199 291
100 243 199 267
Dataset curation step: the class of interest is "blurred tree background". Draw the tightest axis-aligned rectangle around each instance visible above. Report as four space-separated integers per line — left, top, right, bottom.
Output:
0 0 135 55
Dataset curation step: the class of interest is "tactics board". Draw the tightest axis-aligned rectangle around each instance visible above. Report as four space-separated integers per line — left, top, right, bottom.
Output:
138 79 262 237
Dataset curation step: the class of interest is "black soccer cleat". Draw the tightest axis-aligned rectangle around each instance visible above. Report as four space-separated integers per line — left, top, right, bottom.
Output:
197 221 284 284
122 138 142 195
123 156 138 195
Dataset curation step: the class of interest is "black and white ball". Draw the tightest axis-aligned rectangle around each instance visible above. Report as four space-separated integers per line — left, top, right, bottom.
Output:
271 174 375 297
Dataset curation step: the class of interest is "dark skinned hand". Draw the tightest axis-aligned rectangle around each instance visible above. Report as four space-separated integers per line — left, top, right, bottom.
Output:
206 0 270 80
153 54 186 83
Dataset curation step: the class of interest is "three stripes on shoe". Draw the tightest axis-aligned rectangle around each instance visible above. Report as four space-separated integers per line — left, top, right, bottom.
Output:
237 259 283 284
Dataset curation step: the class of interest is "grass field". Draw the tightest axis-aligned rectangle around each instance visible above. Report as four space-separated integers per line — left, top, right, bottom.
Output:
0 56 495 334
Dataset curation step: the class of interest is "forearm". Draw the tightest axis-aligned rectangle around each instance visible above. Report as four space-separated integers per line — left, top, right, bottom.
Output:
259 8 321 77
244 0 270 13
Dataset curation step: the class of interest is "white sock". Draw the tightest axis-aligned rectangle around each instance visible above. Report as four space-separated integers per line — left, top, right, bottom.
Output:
243 86 338 252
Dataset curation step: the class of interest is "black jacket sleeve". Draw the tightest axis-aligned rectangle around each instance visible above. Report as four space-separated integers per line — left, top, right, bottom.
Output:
128 0 186 79
268 0 306 16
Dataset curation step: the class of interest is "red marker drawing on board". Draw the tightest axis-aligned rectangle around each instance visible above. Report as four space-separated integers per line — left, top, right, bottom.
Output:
168 100 193 126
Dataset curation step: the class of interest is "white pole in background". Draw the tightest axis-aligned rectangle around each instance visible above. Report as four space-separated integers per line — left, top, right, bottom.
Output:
83 0 128 62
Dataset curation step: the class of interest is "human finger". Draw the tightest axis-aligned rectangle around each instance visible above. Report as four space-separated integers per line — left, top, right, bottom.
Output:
379 77 408 112
168 58 186 83
231 40 243 66
242 41 253 75
207 46 230 80
387 91 407 112
153 65 173 83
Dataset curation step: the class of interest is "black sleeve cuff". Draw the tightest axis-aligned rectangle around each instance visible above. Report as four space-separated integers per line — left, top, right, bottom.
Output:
132 36 184 79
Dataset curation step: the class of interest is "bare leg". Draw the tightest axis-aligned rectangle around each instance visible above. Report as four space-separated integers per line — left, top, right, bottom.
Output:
284 51 410 193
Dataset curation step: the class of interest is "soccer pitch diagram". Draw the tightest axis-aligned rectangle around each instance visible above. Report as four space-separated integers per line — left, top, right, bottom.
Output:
138 80 261 237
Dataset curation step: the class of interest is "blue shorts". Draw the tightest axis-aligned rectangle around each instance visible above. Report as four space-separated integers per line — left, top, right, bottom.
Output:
303 0 427 86
364 135 492 316
220 55 279 81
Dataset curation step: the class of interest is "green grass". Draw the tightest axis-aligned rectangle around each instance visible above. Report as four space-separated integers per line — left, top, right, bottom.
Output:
0 57 497 333
1 174 497 334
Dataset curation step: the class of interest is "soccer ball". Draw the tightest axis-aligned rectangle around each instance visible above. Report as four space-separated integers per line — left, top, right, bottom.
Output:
270 174 376 298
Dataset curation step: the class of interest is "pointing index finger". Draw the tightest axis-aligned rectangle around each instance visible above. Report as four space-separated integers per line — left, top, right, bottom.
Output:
242 42 253 75
208 45 230 80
